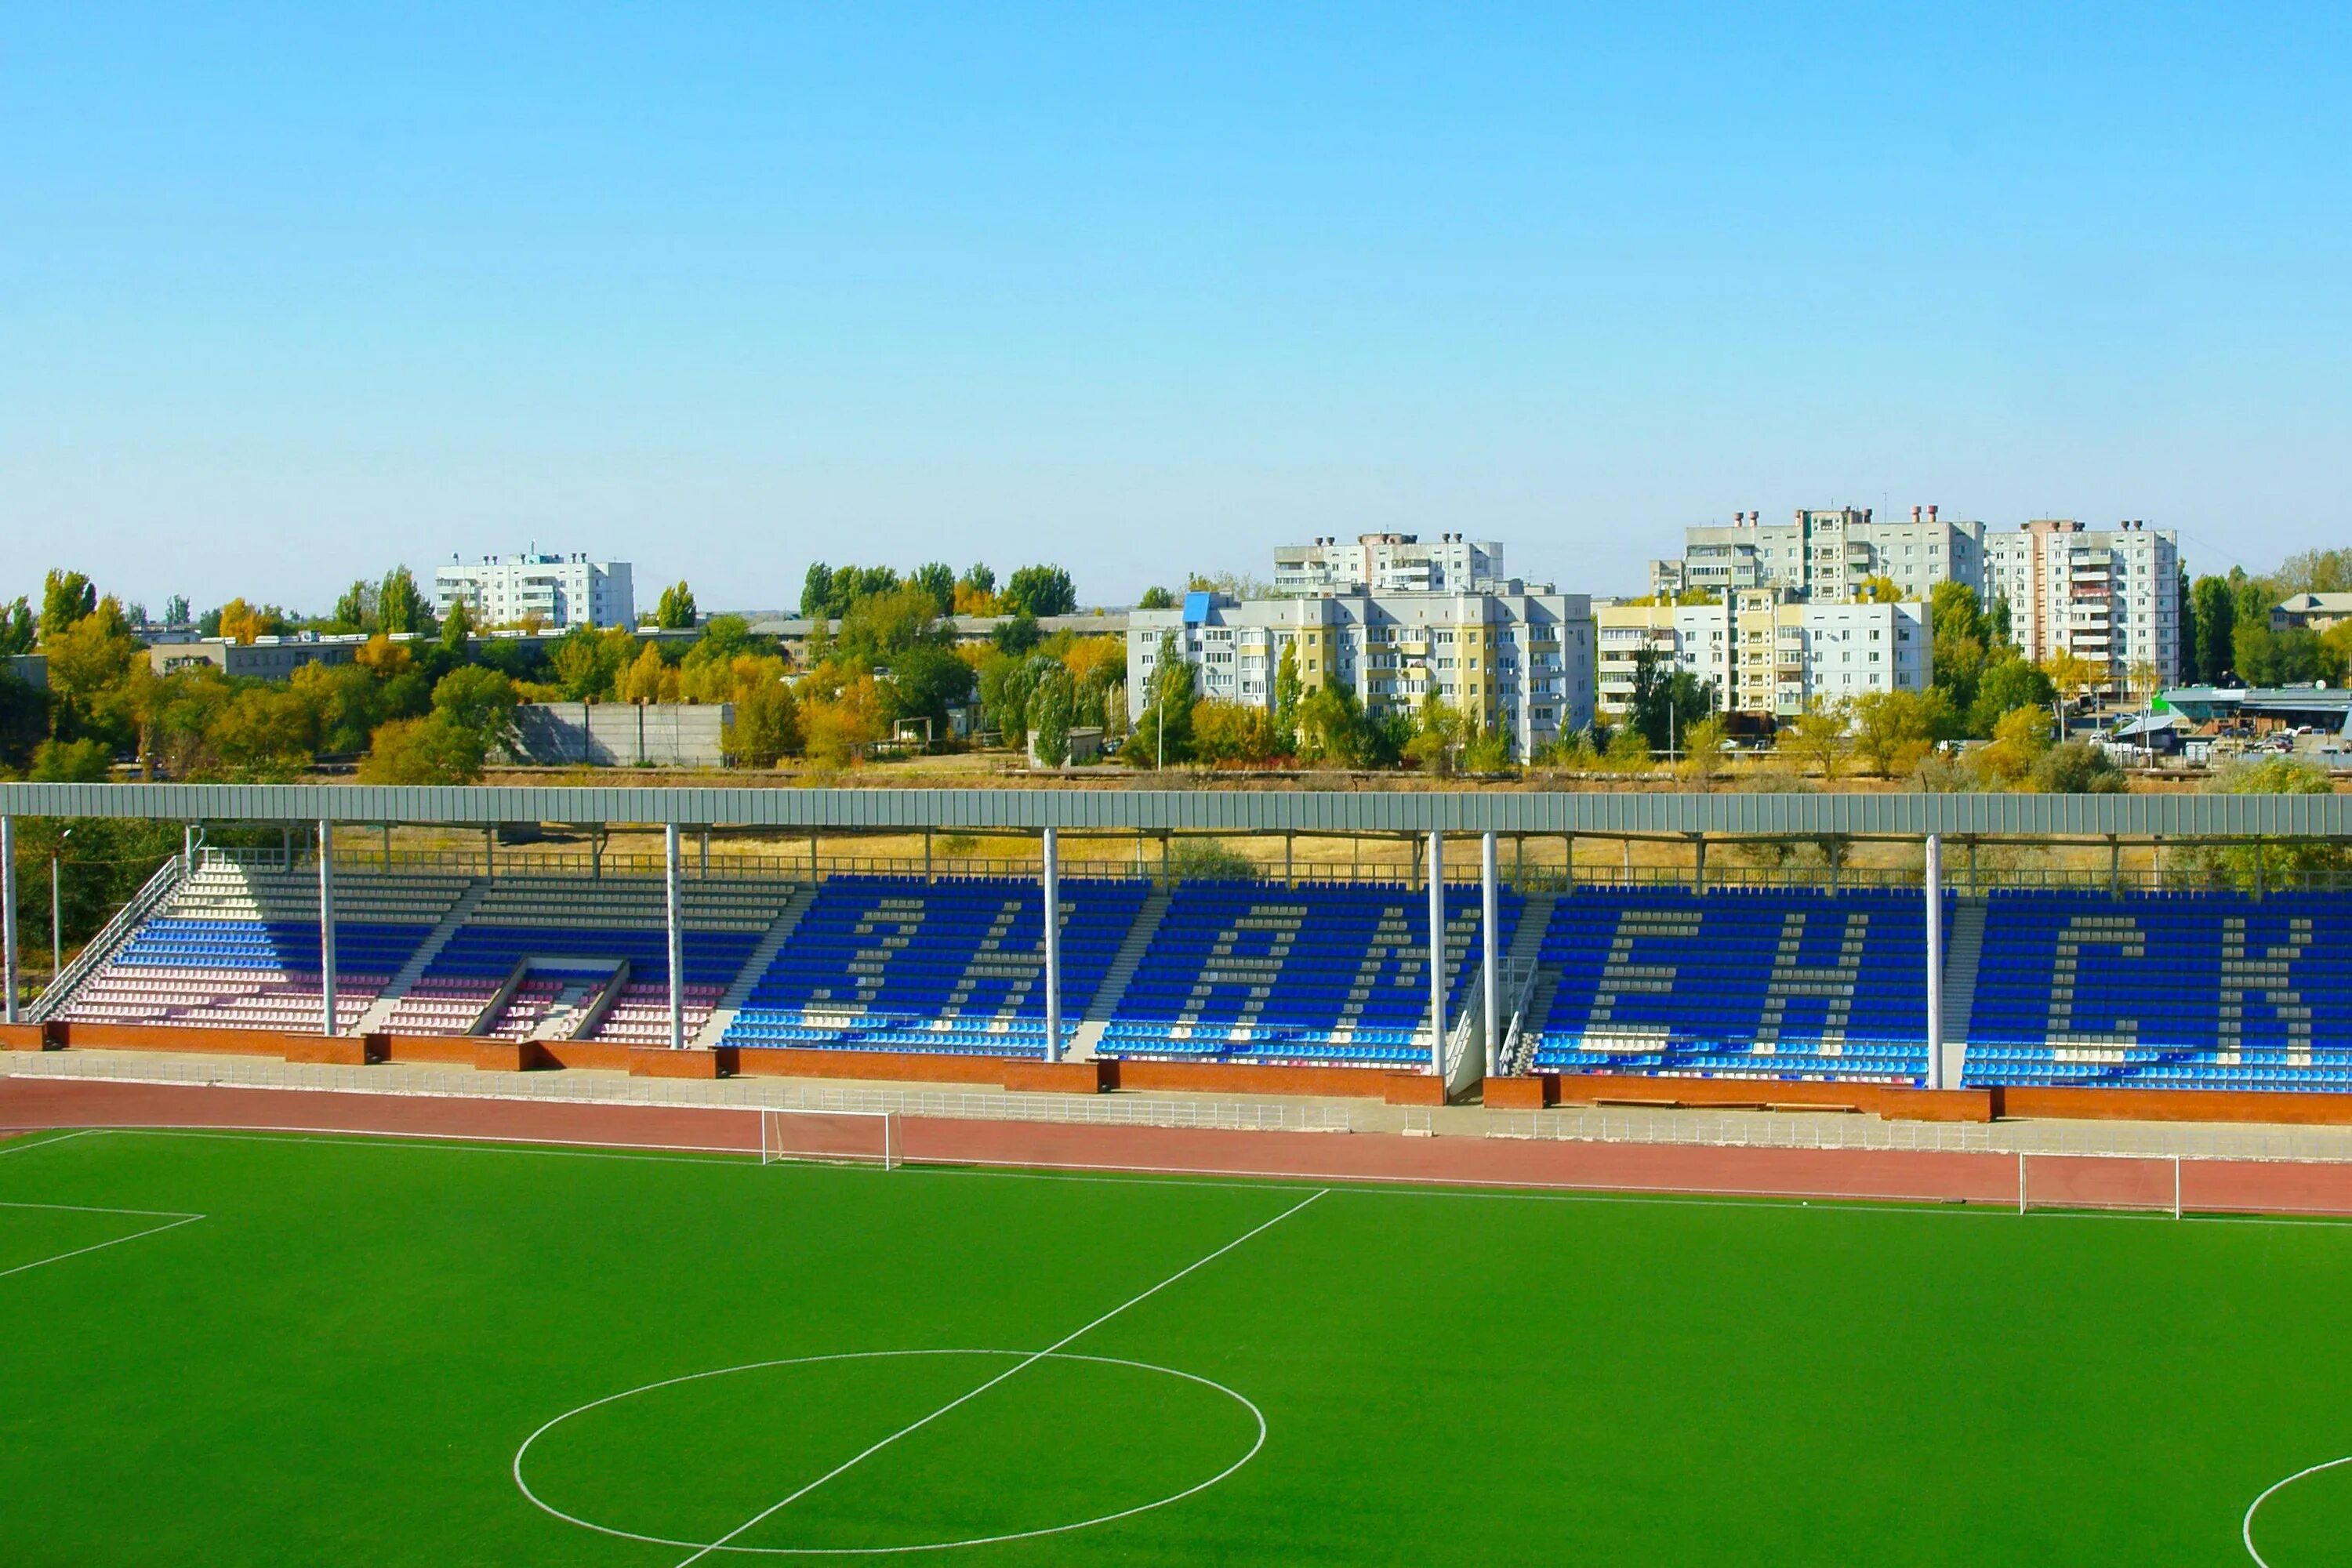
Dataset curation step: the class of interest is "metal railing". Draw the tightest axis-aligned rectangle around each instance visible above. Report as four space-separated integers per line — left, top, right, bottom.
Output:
30 855 187 1022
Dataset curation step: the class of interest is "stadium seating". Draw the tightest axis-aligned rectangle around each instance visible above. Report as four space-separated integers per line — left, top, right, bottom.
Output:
718 875 1150 1057
1962 891 2352 1093
62 863 471 1033
1097 880 1503 1067
1524 887 1940 1084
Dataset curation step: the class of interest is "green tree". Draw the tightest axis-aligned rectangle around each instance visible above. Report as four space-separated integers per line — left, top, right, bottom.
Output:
209 686 316 781
1777 700 1849 780
1604 722 1652 771
1678 713 1730 782
29 737 112 782
2168 757 2345 889
2277 548 2352 595
1976 704 2052 785
1966 656 2056 738
2190 575 2236 684
2027 739 2128 794
40 571 96 641
880 644 975 737
1001 564 1077 618
162 594 191 628
1028 663 1076 766
430 666 520 746
1294 680 1369 767
837 586 951 664
1137 586 1178 610
378 566 432 636
1929 581 1991 715
439 597 475 655
0 597 34 656
993 612 1042 656
550 626 635 701
1626 648 1713 756
1849 688 1947 778
724 677 802 766
907 563 956 618
1854 574 1904 603
800 562 836 619
1271 643 1304 753
332 580 376 633
1127 631 1196 766
655 581 699 630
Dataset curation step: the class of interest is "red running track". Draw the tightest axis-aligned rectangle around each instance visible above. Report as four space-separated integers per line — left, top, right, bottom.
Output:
7 1076 2352 1217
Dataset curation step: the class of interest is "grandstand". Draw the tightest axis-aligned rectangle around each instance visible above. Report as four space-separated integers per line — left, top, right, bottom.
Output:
9 782 2352 1116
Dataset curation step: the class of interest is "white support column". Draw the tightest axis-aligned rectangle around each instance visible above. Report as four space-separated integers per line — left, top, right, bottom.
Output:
317 819 339 1036
666 822 684 1050
1041 828 1063 1063
1426 829 1446 1076
1480 831 1501 1079
2 815 18 1024
1924 833 1945 1091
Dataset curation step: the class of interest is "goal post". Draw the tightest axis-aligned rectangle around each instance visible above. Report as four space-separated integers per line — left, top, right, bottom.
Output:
2016 1150 2183 1218
758 1106 899 1171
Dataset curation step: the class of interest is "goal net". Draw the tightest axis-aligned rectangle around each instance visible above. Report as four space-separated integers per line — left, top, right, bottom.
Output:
758 1106 898 1171
2016 1152 2183 1218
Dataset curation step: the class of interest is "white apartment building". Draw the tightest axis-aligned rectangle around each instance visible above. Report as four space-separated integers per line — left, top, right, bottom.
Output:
1128 587 1595 759
1598 590 1933 722
433 553 635 630
1652 505 1987 604
1272 533 1508 596
1986 519 2181 687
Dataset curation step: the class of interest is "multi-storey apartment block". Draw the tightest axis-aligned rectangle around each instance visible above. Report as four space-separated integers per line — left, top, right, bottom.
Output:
433 552 635 630
1985 519 2181 687
1651 506 1987 605
1598 590 1933 722
1127 587 1595 759
1271 533 1508 597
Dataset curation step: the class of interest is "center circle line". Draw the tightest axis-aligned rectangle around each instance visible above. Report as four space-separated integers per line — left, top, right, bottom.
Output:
2244 1454 2352 1566
513 1348 1266 1556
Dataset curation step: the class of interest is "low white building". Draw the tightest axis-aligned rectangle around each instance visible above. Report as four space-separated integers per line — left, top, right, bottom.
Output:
1128 587 1595 759
434 553 634 630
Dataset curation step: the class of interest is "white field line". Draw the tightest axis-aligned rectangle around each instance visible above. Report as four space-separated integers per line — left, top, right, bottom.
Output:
0 1128 91 1156
2244 1454 2352 1566
0 1210 205 1282
670 1188 1329 1567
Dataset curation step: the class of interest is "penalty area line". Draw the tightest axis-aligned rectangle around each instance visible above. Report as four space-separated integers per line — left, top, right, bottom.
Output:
670 1186 1329 1566
0 1210 205 1283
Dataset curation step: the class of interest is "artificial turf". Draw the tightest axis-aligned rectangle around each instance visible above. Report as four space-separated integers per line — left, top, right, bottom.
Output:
1 1124 2348 1565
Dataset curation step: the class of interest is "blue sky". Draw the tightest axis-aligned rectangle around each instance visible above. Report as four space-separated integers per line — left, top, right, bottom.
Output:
4 2 2347 614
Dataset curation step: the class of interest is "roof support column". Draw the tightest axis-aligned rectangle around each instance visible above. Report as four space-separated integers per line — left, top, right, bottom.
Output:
1427 830 1446 1076
666 822 684 1050
2 815 19 1024
1041 828 1063 1064
1481 831 1501 1079
318 819 338 1037
1924 833 1945 1091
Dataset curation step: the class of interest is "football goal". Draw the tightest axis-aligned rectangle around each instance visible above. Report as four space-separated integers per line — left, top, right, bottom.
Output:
2016 1151 2183 1218
758 1106 900 1171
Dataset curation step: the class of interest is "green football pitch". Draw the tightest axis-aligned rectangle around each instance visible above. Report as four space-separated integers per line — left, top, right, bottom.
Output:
4 1124 2351 1566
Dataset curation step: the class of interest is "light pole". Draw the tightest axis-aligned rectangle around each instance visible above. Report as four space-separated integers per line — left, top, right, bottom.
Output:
50 827 72 983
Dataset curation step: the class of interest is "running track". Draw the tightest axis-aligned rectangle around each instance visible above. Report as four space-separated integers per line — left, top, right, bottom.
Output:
8 1076 2352 1216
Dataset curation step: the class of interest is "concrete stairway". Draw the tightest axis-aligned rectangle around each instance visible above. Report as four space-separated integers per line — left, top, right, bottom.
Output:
1938 895 1988 1087
352 880 488 1034
1067 887 1172 1062
690 884 818 1050
1492 891 1558 1073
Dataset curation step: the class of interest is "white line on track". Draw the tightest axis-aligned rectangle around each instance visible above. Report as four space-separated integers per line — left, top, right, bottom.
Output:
671 1188 1328 1566
2244 1454 2352 1564
0 1210 205 1282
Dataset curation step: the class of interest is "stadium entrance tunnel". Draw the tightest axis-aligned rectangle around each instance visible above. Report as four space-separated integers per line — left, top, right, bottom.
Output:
514 1349 1265 1554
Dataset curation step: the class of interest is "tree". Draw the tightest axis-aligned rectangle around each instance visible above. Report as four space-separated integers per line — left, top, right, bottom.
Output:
439 597 475 655
724 675 802 766
550 626 636 701
358 713 491 785
1976 704 2052 785
209 686 316 781
29 738 111 782
2169 757 2346 890
40 571 96 641
655 581 699 630
880 644 975 737
1849 688 1946 778
1128 632 1196 766
214 598 282 644
800 675 884 767
1777 700 1849 780
1403 696 1469 775
2234 622 2346 687
2042 651 2103 712
1604 722 1652 771
2277 548 2352 595
1968 656 2056 737
1137 586 1178 610
378 566 432 636
1272 643 1304 753
1987 595 2013 644
1189 699 1275 766
1028 664 1077 766
1626 648 1713 756
1929 581 1991 716
907 563 956 618
162 594 190 629
617 642 677 703
993 612 1041 656
430 666 520 750
0 598 34 656
837 585 951 664
332 580 376 633
1001 564 1077 618
800 562 836 619
1854 574 1904 604
1678 713 1730 782
2190 575 2237 683
953 564 999 615
2027 739 2128 794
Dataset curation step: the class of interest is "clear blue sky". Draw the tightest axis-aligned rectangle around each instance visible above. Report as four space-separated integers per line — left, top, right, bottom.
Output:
4 2 2347 615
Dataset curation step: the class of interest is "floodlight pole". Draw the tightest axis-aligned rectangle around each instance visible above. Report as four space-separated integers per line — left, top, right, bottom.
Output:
1480 831 1501 1079
1924 833 1945 1091
666 822 684 1050
2 815 18 1024
1041 828 1063 1063
317 819 339 1036
1427 829 1446 1077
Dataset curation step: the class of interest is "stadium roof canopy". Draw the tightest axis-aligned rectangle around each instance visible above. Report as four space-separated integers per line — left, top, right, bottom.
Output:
2 783 2348 840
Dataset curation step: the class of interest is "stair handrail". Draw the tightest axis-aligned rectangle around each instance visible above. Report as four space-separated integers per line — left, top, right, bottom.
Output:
31 853 189 1022
1497 956 1544 1076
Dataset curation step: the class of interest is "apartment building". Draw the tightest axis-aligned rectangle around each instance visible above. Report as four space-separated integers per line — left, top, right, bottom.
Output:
1127 587 1595 759
433 553 635 630
1651 506 1987 604
1598 590 1933 722
1985 519 2181 686
1271 533 1508 597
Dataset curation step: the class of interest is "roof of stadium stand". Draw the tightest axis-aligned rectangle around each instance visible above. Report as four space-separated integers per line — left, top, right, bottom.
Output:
2 782 2348 838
